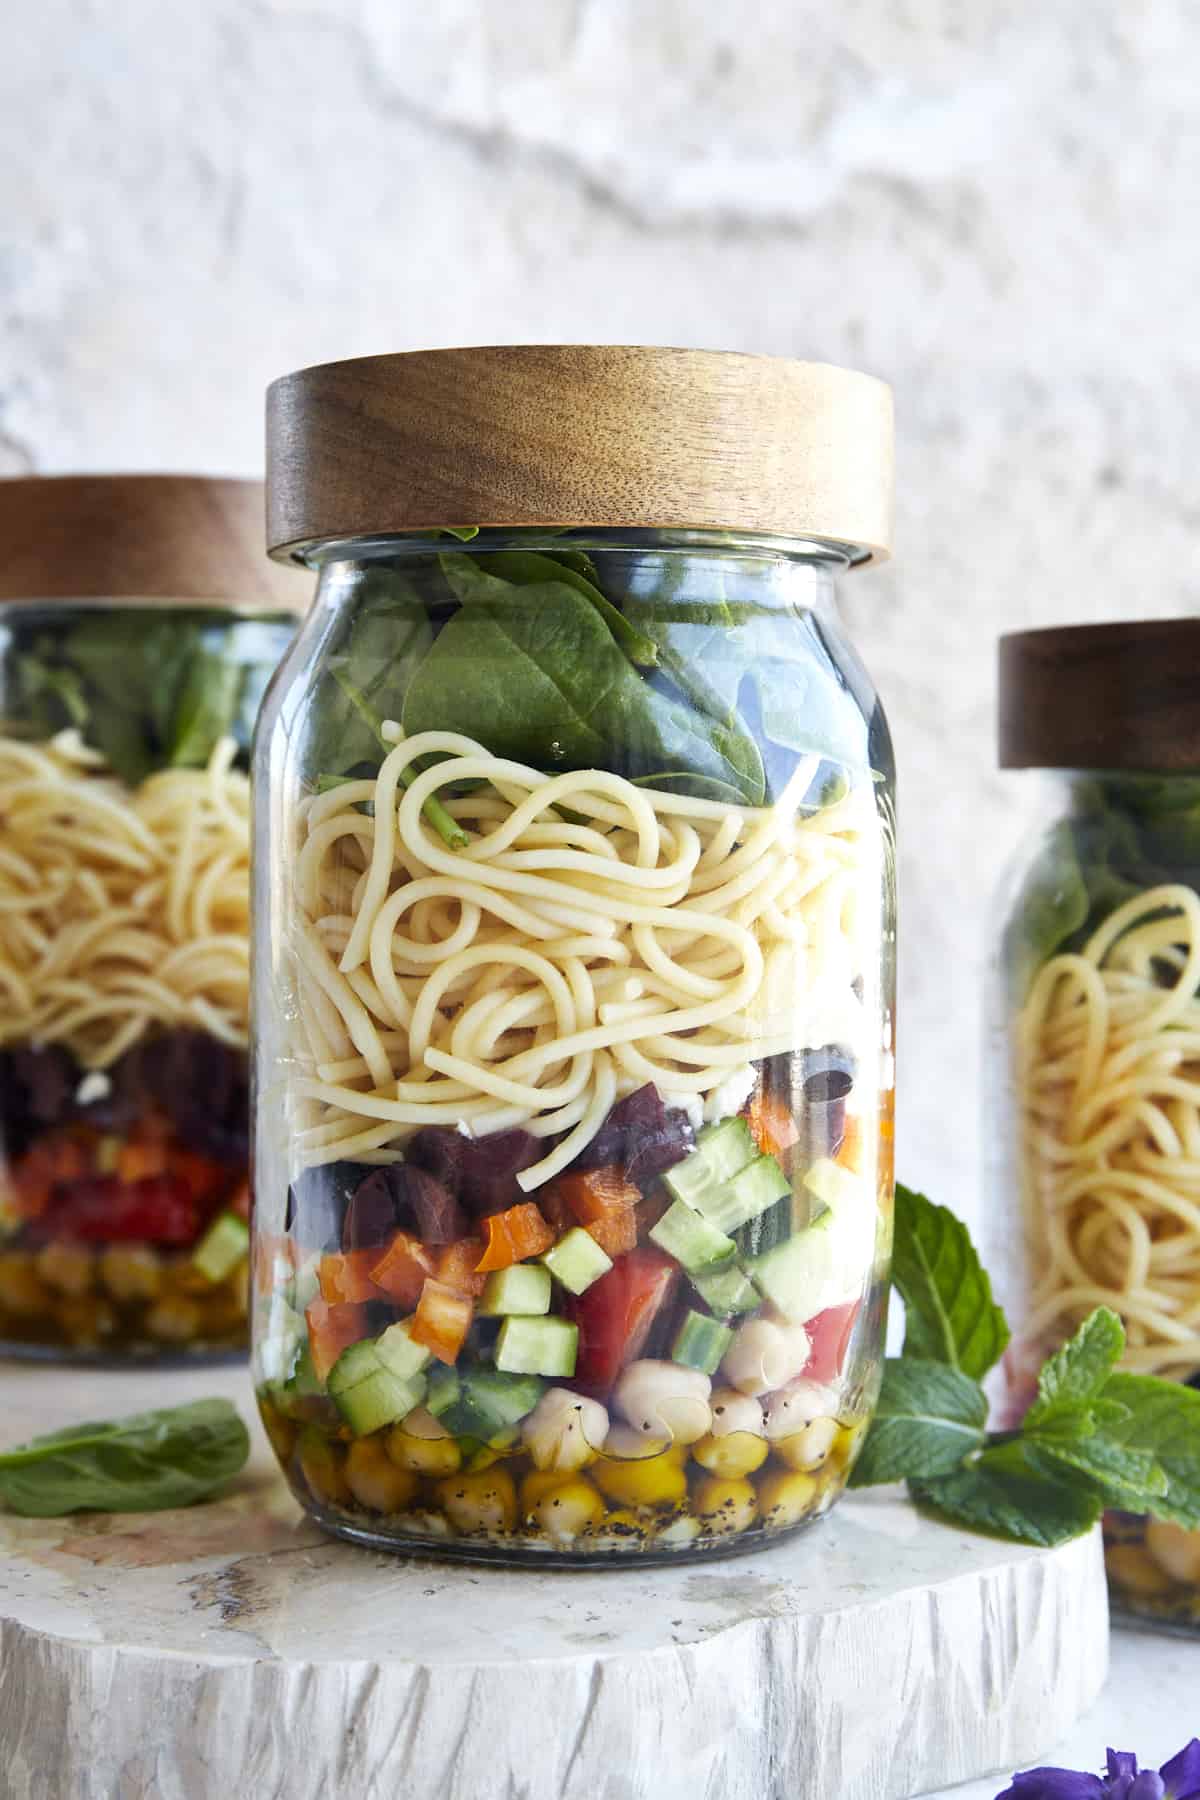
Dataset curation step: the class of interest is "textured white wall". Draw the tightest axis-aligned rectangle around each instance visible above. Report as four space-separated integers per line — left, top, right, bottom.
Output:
4 1 1200 1227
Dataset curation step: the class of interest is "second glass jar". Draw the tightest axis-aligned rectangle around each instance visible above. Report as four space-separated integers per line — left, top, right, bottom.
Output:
255 347 897 1561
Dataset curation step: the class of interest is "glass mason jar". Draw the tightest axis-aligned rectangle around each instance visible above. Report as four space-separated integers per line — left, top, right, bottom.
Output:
255 346 897 1562
996 621 1200 1634
0 476 300 1361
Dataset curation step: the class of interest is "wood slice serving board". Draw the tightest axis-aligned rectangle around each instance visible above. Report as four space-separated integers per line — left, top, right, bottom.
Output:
0 1363 1107 1800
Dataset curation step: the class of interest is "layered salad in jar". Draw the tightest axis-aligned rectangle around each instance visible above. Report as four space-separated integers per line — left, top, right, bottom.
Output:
0 605 291 1356
256 540 895 1558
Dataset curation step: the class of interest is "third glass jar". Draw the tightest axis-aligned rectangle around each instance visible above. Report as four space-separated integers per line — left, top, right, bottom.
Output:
255 346 897 1561
997 621 1200 1633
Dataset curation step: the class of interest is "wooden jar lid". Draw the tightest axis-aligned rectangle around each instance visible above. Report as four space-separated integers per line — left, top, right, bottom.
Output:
999 620 1200 771
0 475 305 609
266 345 894 563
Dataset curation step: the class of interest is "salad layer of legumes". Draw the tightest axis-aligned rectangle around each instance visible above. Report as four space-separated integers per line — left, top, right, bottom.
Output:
0 608 289 1356
256 545 891 1556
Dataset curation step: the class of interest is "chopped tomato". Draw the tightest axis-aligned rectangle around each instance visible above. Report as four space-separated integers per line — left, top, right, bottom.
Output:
170 1149 231 1204
410 1278 473 1364
745 1089 800 1160
368 1230 437 1307
434 1238 488 1299
475 1202 554 1272
586 1208 638 1258
803 1301 861 1384
115 1138 169 1184
254 1231 296 1294
555 1167 640 1227
11 1132 90 1218
569 1247 679 1395
40 1174 198 1244
306 1298 370 1384
317 1248 389 1305
228 1179 252 1222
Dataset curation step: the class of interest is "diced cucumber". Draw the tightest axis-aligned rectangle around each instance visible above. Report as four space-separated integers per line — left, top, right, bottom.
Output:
696 1117 758 1180
746 1186 873 1323
334 1367 427 1437
284 1255 321 1313
691 1153 790 1236
259 1319 302 1387
804 1157 862 1211
495 1315 579 1378
327 1339 384 1397
437 1369 545 1437
479 1263 553 1317
734 1194 791 1260
649 1199 736 1272
425 1365 461 1418
376 1318 433 1381
690 1261 761 1319
671 1309 734 1375
662 1116 756 1211
191 1210 250 1284
284 1340 323 1399
541 1227 612 1295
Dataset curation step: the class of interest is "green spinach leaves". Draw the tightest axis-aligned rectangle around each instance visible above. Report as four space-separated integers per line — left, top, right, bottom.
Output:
0 1397 250 1516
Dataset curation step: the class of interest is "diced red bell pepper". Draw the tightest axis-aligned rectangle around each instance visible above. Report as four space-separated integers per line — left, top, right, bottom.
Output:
569 1247 679 1396
317 1248 389 1305
254 1231 296 1294
744 1089 800 1160
836 1116 865 1173
554 1166 640 1227
11 1131 91 1219
40 1174 199 1245
803 1300 861 1384
434 1238 488 1299
368 1229 437 1308
306 1298 371 1384
410 1278 473 1364
475 1202 554 1272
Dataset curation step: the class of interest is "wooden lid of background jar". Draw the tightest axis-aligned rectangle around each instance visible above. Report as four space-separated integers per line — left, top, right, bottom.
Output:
999 619 1200 772
0 475 306 609
265 345 894 563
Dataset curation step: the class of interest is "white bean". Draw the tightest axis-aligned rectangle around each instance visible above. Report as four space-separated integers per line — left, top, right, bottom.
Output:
707 1388 767 1438
721 1318 812 1396
613 1359 712 1445
764 1379 842 1440
522 1387 609 1472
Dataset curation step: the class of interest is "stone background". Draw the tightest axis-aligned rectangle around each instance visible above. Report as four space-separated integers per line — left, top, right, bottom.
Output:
4 1 1200 1229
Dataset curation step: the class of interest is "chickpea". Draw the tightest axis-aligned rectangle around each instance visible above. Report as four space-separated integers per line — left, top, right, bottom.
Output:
593 1442 689 1511
613 1360 711 1446
758 1468 819 1529
692 1432 769 1478
693 1475 758 1537
764 1380 842 1441
99 1244 162 1302
144 1296 203 1342
589 1508 649 1550
1106 1543 1178 1599
56 1296 116 1346
656 1514 702 1549
435 1466 517 1535
521 1467 570 1519
0 1252 51 1317
773 1416 840 1474
721 1318 812 1397
258 1396 297 1465
386 1406 462 1477
297 1428 351 1506
530 1476 606 1545
708 1389 766 1437
345 1438 419 1514
522 1387 608 1473
37 1242 94 1296
1144 1521 1200 1588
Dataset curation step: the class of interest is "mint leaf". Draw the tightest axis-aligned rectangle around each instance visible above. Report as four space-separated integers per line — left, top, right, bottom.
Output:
1099 1374 1200 1529
848 1359 987 1487
1024 1436 1167 1512
891 1184 1010 1379
912 1441 1103 1548
1024 1308 1125 1432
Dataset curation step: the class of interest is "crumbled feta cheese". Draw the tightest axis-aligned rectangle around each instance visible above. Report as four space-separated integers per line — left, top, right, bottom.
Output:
75 1071 111 1107
660 1090 705 1134
702 1064 757 1125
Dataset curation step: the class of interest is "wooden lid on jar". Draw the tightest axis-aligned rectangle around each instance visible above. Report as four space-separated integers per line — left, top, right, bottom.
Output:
0 475 305 609
266 345 894 563
999 620 1200 771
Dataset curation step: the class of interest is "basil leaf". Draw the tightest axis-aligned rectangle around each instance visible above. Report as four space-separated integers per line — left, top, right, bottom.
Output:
1024 1307 1125 1432
1097 1373 1200 1529
891 1183 1010 1380
848 1359 987 1487
912 1442 1103 1549
0 1398 250 1517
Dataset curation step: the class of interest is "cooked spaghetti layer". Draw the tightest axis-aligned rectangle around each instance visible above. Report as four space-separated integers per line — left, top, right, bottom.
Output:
1018 884 1200 1378
0 730 252 1068
287 728 874 1188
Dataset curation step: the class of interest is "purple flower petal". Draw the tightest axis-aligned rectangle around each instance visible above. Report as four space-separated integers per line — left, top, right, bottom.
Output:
1107 1751 1142 1800
1128 1775 1166 1800
1160 1741 1200 1800
997 1770 1106 1800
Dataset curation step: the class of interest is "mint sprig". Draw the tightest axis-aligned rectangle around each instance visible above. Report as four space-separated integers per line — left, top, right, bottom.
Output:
849 1185 1200 1547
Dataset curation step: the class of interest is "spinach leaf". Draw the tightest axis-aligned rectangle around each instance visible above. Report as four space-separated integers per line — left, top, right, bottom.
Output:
168 651 245 766
1005 821 1090 998
404 557 766 802
0 1397 250 1516
303 571 434 777
474 549 658 668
